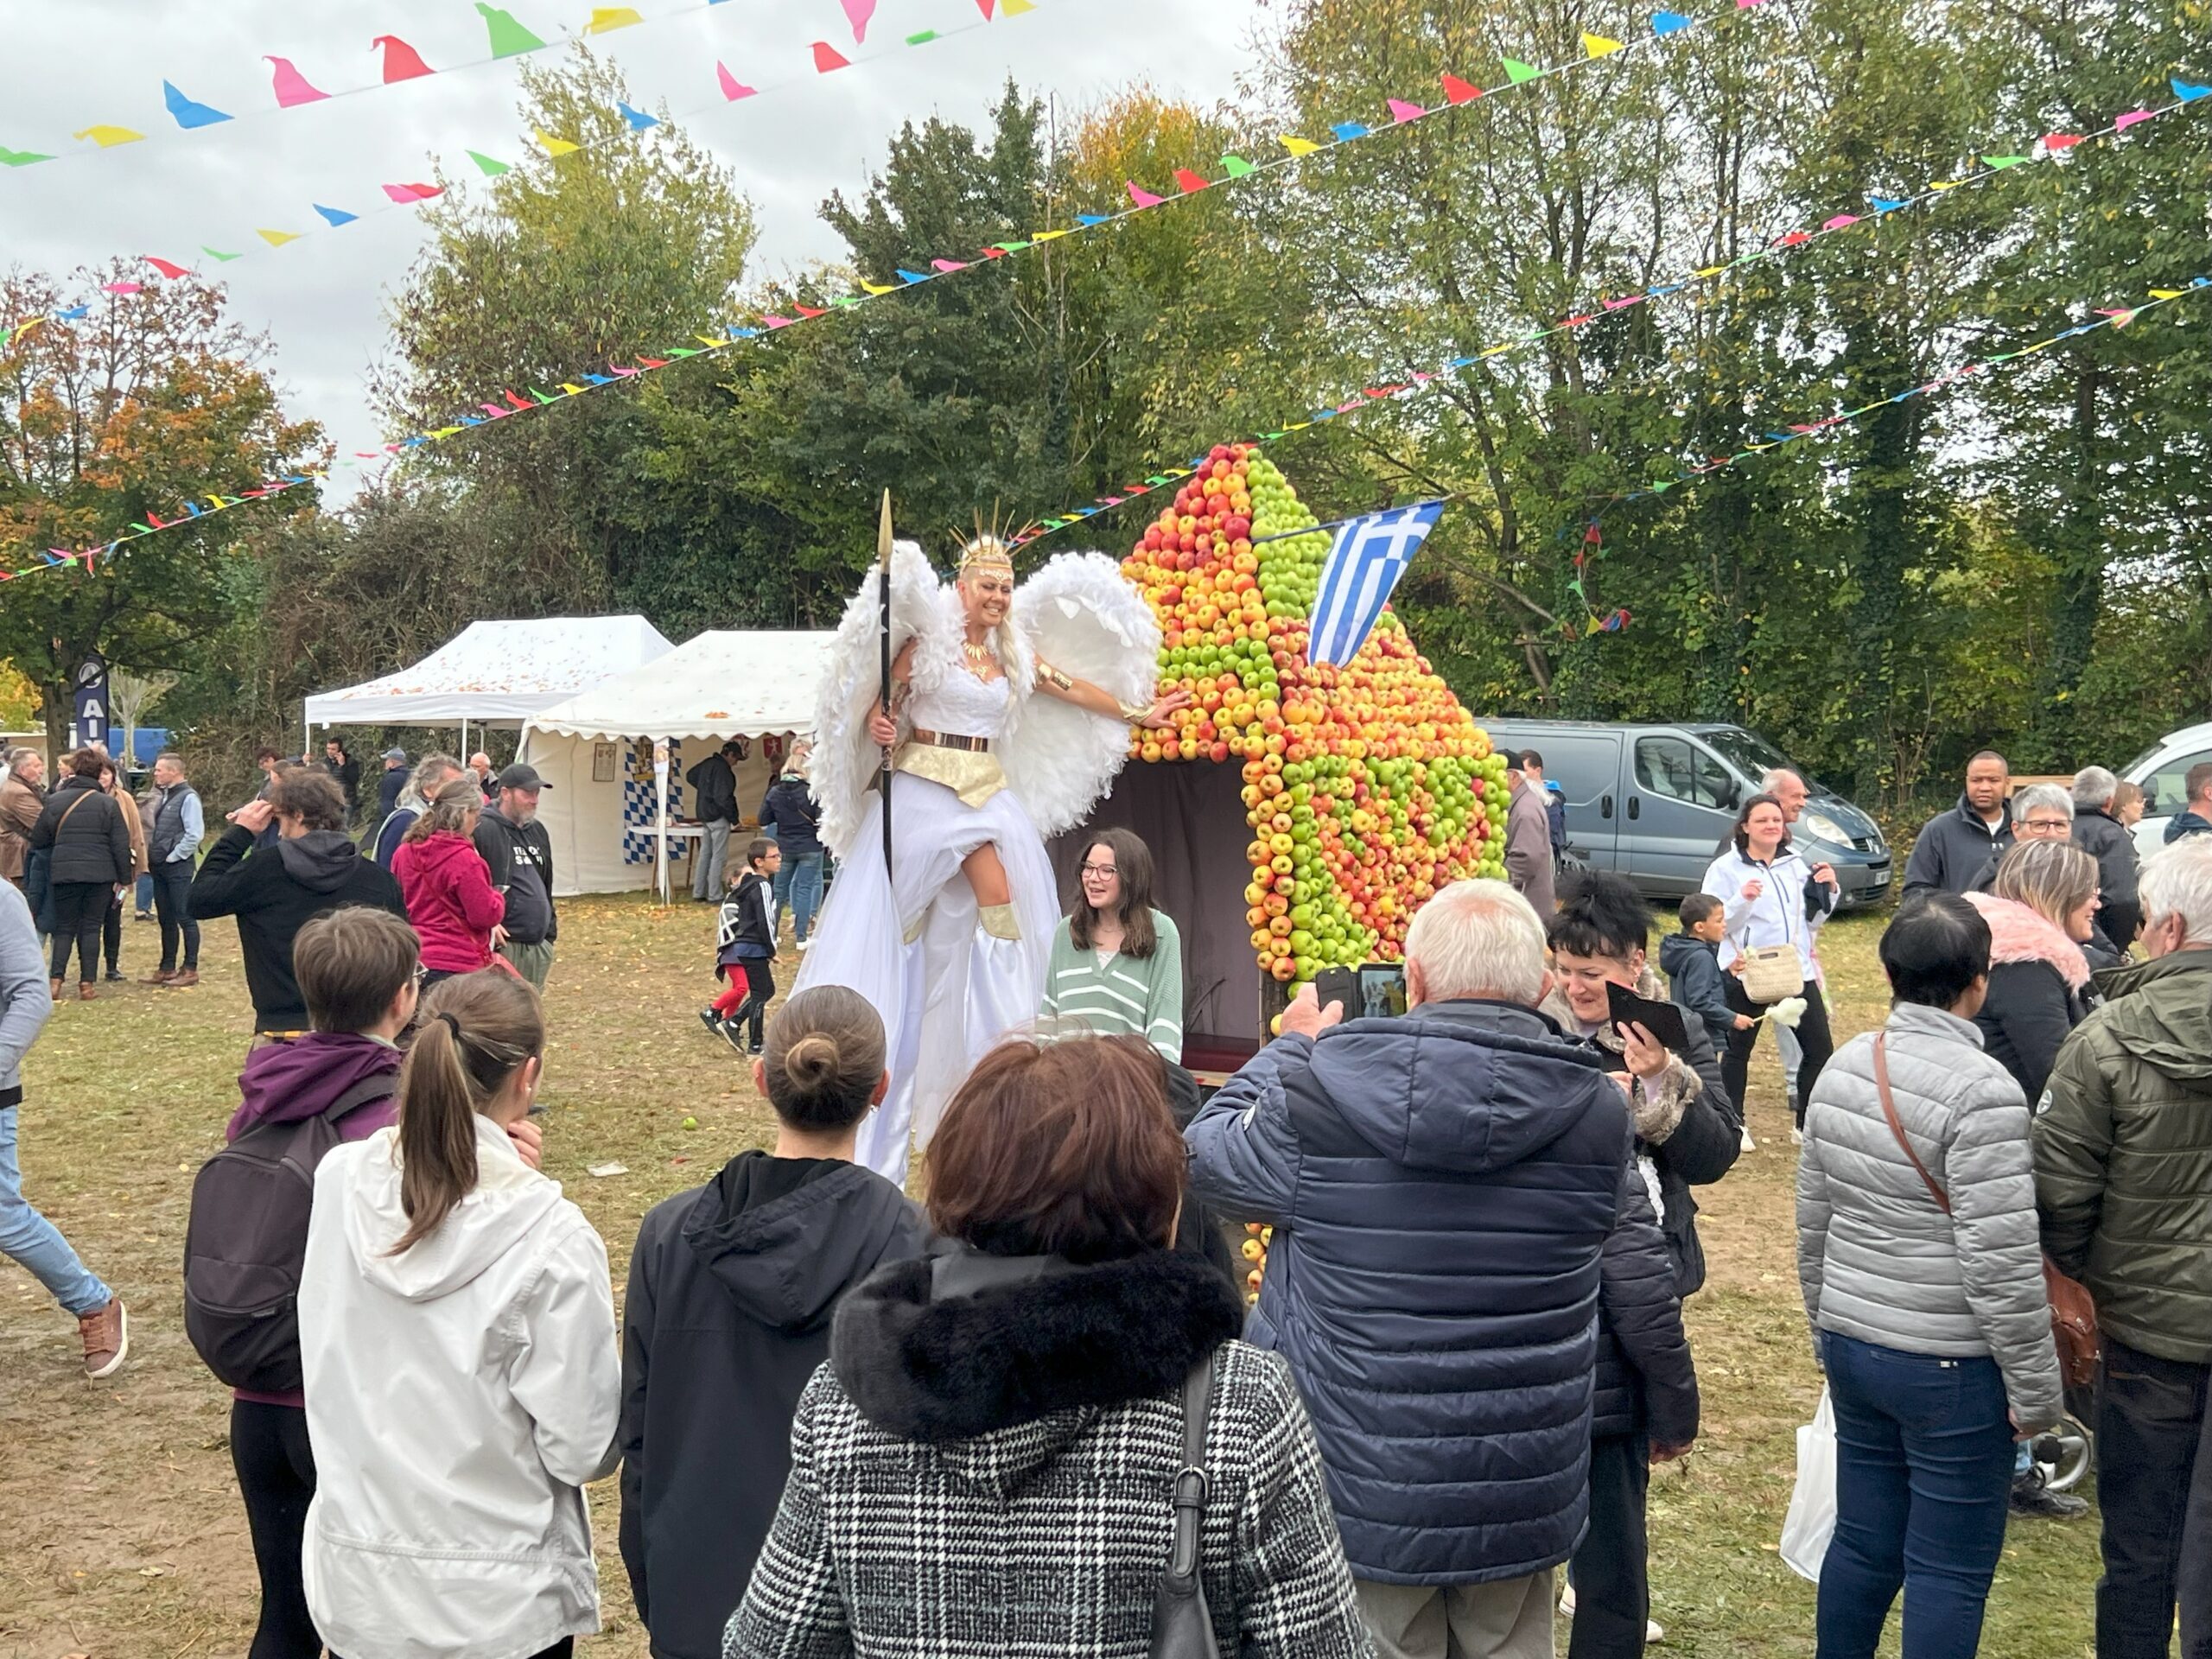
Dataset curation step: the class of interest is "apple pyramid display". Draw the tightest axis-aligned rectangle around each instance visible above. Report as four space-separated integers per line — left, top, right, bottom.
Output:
1120 443 1511 990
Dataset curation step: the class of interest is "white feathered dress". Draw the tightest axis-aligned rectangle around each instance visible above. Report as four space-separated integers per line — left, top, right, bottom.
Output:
797 542 1160 1182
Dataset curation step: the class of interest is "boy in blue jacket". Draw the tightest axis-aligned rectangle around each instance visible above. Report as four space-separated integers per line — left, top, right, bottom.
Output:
1658 894 1753 1052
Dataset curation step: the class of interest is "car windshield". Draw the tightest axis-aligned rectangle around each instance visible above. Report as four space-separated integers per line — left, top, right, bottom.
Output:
1697 727 1798 785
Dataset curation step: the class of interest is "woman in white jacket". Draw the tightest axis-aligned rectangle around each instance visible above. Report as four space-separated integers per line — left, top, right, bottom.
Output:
1701 791 1840 1136
299 970 621 1659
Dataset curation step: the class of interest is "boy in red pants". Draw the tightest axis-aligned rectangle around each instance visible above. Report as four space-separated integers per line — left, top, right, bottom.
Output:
702 837 780 1054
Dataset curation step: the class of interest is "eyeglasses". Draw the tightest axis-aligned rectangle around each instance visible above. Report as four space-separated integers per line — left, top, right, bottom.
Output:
1080 862 1117 878
2018 817 2071 835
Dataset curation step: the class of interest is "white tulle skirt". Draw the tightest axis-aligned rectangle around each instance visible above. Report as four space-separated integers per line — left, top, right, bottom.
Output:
792 770 1058 1184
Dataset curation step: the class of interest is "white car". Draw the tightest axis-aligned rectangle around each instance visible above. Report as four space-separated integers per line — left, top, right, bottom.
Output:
2123 720 2212 857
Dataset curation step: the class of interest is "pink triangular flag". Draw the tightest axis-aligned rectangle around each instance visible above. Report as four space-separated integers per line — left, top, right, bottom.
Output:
2113 109 2156 130
144 256 192 278
2097 307 2136 327
1387 98 1426 122
1822 213 1860 230
840 0 875 41
1126 181 1165 207
102 281 145 295
762 315 794 328
973 0 995 16
266 56 331 107
382 181 443 203
716 62 757 99
810 41 850 72
931 258 968 272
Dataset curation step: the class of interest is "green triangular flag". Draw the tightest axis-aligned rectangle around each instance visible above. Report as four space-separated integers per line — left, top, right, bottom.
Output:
0 146 54 167
993 240 1030 251
1981 154 2029 168
905 29 938 42
467 149 512 176
476 3 547 58
1220 154 1255 178
532 389 559 404
1650 480 1673 493
201 245 243 262
1502 57 1540 83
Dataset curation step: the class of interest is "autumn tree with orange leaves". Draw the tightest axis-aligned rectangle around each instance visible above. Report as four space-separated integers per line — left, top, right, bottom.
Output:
0 262 322 754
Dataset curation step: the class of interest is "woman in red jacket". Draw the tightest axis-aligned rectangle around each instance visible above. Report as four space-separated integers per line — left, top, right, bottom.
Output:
392 779 505 984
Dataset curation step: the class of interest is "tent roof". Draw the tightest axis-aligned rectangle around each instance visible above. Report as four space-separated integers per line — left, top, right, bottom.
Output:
525 629 836 742
302 615 676 728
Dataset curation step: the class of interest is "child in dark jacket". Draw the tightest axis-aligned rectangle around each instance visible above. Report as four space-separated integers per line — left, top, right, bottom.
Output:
702 838 779 1054
1659 893 1753 1052
212 907 420 1659
620 986 926 1659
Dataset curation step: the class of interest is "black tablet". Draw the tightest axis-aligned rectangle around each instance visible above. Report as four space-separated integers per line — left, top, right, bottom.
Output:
1605 980 1694 1057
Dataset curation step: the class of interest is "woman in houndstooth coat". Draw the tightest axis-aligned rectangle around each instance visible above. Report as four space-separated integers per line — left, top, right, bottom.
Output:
723 1034 1371 1659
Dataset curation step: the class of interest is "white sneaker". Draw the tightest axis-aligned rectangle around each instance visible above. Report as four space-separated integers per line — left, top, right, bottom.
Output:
1559 1584 1576 1617
1740 1126 1757 1153
796 938 814 951
1790 1126 1804 1146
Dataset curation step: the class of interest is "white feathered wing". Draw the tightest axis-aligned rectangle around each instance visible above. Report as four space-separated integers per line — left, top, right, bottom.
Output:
1001 551 1161 838
810 539 948 860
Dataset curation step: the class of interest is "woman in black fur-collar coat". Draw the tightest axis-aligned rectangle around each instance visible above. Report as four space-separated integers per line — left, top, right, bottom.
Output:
723 1034 1370 1659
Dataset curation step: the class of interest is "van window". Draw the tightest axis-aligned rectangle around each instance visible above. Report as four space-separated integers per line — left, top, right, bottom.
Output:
2143 750 2212 817
1636 736 1735 810
1697 726 1796 784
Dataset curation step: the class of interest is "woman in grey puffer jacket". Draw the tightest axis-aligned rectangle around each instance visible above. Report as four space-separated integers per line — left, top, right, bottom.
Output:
1796 893 2061 1659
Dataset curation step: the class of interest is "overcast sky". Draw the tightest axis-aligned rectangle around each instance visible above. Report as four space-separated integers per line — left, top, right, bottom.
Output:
3 0 1273 468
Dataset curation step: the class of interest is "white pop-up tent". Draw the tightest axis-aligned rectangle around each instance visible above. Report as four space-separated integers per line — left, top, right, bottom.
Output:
519 630 837 897
302 615 677 756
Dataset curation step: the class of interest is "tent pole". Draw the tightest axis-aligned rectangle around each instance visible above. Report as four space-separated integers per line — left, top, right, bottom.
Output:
655 741 670 905
461 717 469 766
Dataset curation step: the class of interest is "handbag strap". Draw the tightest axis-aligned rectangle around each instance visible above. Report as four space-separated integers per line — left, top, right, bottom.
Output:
1167 1347 1218 1580
1872 1033 1950 1215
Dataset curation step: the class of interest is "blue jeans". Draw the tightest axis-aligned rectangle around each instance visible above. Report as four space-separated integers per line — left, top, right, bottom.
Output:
134 872 152 915
0 1104 112 1317
772 851 824 944
1818 1332 2016 1659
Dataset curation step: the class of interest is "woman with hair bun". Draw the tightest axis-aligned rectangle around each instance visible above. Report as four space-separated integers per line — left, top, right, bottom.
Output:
618 986 926 1659
297 969 620 1659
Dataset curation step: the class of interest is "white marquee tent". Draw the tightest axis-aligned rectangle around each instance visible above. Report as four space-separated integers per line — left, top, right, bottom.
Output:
519 630 837 897
302 615 677 755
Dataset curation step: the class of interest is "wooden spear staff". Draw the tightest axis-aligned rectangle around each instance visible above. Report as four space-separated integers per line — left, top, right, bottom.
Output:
878 488 894 880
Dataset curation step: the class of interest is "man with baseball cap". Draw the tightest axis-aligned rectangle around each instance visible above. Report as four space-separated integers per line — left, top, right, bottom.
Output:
473 762 558 992
374 748 411 821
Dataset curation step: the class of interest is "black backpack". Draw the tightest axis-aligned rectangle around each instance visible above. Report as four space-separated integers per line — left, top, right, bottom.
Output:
182 1074 396 1394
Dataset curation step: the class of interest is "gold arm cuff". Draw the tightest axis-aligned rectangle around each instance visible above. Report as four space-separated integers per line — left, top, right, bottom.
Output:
1036 659 1075 692
1116 698 1149 722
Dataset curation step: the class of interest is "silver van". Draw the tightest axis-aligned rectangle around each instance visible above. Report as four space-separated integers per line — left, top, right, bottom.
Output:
1480 719 1893 908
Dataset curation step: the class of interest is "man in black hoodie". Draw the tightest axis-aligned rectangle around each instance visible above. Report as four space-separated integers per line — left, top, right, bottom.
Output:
474 763 557 992
619 985 925 1659
188 770 406 1035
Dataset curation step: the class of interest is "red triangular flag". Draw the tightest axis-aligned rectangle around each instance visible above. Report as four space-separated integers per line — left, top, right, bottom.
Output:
1440 73 1482 105
372 35 435 82
791 306 826 319
638 355 672 367
1173 168 1210 193
2044 131 2083 149
504 389 531 410
810 41 850 71
144 256 192 278
974 0 995 15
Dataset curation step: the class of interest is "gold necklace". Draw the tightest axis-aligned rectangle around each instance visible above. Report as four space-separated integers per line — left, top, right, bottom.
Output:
963 640 995 667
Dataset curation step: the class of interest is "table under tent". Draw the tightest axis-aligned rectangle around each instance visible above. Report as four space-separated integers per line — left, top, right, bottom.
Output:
519 630 837 899
302 615 677 762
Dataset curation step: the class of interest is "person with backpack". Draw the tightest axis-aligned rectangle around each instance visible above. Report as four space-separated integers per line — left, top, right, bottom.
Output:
187 907 421 1659
702 839 779 1054
298 970 620 1659
620 986 927 1657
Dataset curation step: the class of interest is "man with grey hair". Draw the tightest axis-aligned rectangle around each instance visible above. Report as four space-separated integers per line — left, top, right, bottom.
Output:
2071 765 2140 949
1187 880 1690 1659
2037 837 2212 1656
371 753 465 870
0 747 45 893
1967 782 2074 894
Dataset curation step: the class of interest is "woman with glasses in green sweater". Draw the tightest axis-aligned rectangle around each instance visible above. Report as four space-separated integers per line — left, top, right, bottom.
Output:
1043 828 1183 1061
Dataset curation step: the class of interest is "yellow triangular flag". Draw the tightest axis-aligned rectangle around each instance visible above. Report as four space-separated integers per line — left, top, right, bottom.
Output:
1694 265 1726 277
584 6 642 31
2149 288 2184 299
1000 0 1037 13
13 316 43 340
430 425 466 438
73 124 145 147
1281 135 1320 156
1029 228 1071 240
1929 179 1960 190
536 129 580 156
1581 31 1624 56
256 227 302 246
861 281 897 296
560 383 588 395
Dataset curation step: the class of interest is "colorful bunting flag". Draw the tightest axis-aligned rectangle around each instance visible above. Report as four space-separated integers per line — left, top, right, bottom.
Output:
162 82 232 129
73 125 145 148
841 0 876 41
2113 109 2156 130
1332 122 1370 140
1281 135 1320 156
1503 58 1540 84
1440 73 1482 105
255 228 301 246
618 102 659 130
468 149 512 175
586 7 644 32
1128 181 1165 207
812 41 852 71
1387 99 1427 122
2176 78 2210 103
0 145 54 166
535 130 580 156
1173 168 1210 193
1001 0 1037 13
372 35 435 81
717 63 758 99
1220 154 1256 177
382 181 442 202
477 3 547 58
266 57 330 107
1652 10 1693 33
201 245 241 261
1581 32 1625 56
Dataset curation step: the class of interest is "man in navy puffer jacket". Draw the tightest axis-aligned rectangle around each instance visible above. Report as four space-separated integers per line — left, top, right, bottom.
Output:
1188 879 1681 1659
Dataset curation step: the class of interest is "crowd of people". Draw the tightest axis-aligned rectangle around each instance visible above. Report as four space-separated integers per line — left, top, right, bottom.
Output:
3 726 2211 1659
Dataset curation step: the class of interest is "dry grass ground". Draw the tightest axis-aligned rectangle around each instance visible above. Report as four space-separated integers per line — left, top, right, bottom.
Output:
0 898 2099 1657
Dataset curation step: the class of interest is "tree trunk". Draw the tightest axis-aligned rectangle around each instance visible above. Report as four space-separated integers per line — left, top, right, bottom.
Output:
1846 390 1916 803
2032 360 2103 765
41 680 71 761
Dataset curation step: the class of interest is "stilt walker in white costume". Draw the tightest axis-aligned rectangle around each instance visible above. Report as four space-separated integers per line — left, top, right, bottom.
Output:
798 523 1187 1182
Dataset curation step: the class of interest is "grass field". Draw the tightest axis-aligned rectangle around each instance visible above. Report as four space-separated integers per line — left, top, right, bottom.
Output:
0 896 2101 1657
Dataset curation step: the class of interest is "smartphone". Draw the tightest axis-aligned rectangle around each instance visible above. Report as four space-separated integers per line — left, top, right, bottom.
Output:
1604 980 1694 1057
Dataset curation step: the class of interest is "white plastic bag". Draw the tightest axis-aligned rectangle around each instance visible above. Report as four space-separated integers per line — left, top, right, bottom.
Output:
1779 1386 1838 1582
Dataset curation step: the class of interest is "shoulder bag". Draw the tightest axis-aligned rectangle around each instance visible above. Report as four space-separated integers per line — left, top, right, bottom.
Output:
1870 1033 2101 1390
1149 1346 1220 1659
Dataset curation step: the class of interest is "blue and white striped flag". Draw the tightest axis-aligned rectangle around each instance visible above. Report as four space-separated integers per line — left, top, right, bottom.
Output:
1306 500 1446 666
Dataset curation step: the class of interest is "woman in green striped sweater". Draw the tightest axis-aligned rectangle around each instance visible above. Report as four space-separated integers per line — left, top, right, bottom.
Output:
1042 828 1183 1062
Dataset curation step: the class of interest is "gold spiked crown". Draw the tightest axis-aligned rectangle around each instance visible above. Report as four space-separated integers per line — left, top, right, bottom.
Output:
954 505 1017 579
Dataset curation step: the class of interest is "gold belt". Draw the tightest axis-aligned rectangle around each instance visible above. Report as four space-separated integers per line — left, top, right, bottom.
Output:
910 728 991 753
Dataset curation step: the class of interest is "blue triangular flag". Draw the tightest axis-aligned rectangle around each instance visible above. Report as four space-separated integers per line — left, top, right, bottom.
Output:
54 303 89 319
461 415 486 426
1871 196 1907 213
1077 213 1109 226
584 372 613 385
1332 122 1370 141
313 204 358 227
162 81 233 129
1652 10 1693 33
2175 78 2210 103
617 101 659 130
895 269 930 284
1308 502 1446 667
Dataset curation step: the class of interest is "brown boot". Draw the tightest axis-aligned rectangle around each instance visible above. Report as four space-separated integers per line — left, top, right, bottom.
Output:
78 1297 128 1379
77 982 95 1001
48 977 62 1000
140 968 175 985
167 969 200 988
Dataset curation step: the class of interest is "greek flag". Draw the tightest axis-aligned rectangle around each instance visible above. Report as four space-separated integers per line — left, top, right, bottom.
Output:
1306 500 1446 666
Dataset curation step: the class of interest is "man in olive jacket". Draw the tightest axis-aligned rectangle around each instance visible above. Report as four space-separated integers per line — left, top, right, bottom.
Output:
2035 836 2212 1659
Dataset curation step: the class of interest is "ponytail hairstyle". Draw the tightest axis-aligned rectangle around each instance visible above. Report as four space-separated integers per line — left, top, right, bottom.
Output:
389 971 545 1253
759 985 885 1134
404 777 484 845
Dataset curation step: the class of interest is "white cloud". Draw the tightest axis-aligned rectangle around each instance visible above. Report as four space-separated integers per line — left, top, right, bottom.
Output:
2 0 1272 467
